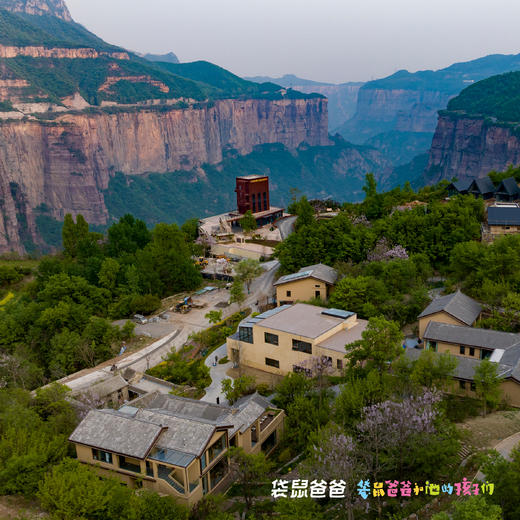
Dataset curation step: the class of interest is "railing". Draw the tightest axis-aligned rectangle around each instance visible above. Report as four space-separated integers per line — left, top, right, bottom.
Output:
157 465 185 495
119 460 141 473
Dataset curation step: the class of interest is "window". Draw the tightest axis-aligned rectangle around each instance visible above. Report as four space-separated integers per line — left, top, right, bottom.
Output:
470 382 476 392
286 290 292 297
208 435 227 464
200 452 207 472
481 350 492 360
427 341 437 352
459 345 465 355
119 456 141 473
469 347 475 357
264 332 279 345
292 339 312 354
146 460 154 477
238 326 253 343
315 284 321 288
459 381 466 390
92 449 113 464
265 358 280 368
263 192 267 210
337 359 343 370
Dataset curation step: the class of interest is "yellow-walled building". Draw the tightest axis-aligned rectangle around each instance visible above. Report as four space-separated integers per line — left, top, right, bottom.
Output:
69 393 284 505
418 290 482 339
408 290 520 407
227 303 368 376
274 264 338 305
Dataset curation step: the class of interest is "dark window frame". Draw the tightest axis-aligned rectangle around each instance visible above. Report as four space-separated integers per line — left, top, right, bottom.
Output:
292 338 312 354
459 345 465 355
238 326 253 344
469 347 475 357
92 449 113 464
265 357 280 368
264 332 279 346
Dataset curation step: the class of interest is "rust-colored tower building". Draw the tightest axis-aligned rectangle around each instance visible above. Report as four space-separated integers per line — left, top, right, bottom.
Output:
235 175 270 215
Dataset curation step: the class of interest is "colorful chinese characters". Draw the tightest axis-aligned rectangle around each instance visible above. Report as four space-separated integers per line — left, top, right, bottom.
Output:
357 479 494 499
271 479 495 500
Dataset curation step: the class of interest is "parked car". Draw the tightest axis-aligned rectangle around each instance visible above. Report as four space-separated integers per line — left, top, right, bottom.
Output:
133 314 147 324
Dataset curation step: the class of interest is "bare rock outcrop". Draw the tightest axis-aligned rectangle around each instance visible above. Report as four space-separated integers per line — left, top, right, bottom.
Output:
424 113 520 183
0 0 72 21
0 97 329 252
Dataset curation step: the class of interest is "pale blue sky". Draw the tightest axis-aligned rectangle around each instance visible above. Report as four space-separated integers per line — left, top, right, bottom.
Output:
66 0 520 83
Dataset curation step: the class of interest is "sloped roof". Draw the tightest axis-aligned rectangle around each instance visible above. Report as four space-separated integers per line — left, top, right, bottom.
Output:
404 347 517 382
423 321 520 351
274 263 338 286
448 179 472 193
135 408 222 457
70 392 278 463
470 177 496 195
488 206 520 226
418 291 482 326
86 374 128 400
495 177 520 196
69 409 164 459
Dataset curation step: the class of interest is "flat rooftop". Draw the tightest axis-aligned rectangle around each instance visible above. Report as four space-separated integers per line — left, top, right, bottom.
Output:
256 303 350 339
236 175 268 180
318 319 369 353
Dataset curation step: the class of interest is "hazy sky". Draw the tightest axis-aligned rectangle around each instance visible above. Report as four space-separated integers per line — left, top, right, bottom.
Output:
66 0 520 84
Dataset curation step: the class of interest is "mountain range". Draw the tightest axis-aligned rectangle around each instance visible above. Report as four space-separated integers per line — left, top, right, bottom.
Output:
0 0 392 253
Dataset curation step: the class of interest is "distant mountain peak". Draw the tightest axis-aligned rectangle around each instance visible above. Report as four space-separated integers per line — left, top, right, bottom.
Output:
141 51 180 64
0 0 72 21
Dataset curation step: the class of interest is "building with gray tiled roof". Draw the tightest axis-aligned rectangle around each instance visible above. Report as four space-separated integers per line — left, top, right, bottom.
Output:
418 290 482 338
69 392 284 506
274 264 338 305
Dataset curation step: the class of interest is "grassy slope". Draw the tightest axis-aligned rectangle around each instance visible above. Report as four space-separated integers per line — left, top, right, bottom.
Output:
446 71 520 122
0 10 304 104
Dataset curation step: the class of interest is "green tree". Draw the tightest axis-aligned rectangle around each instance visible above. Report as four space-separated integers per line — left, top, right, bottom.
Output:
289 196 315 230
410 350 458 391
229 447 272 514
346 316 403 376
130 490 189 520
270 497 324 520
239 210 258 233
272 372 313 410
106 214 151 257
205 310 223 325
229 279 246 310
221 375 256 404
235 259 263 294
432 496 502 520
482 447 520 518
98 257 120 294
474 359 502 416
334 370 391 428
37 459 131 520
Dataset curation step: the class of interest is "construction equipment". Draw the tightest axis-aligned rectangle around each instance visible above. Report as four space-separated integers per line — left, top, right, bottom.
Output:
174 296 193 314
195 257 208 268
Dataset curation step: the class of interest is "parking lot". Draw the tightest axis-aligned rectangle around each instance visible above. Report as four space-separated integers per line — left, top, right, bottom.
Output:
115 286 236 340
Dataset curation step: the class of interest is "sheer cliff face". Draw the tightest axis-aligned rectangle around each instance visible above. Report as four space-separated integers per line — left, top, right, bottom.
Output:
0 97 329 252
0 0 72 21
355 88 453 132
424 114 520 184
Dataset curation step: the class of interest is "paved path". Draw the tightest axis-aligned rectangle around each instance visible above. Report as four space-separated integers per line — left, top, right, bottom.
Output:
202 344 231 405
277 216 297 241
476 431 520 480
